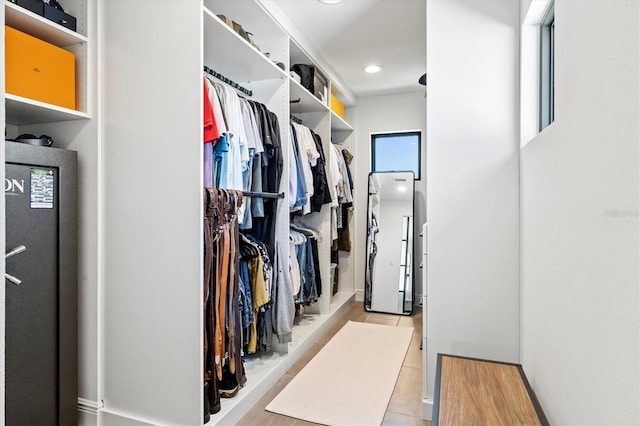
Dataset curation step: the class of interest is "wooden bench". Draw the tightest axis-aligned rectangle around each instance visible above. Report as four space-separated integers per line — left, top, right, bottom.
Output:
433 353 548 426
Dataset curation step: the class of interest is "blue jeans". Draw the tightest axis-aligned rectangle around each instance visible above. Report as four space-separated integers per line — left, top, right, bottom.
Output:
296 238 317 305
212 134 229 188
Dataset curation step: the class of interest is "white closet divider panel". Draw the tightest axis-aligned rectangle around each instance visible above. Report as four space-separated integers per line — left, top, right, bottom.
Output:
100 1 203 425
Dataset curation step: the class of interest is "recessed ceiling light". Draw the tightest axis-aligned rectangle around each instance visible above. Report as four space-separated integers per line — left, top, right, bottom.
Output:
364 64 383 74
317 0 342 4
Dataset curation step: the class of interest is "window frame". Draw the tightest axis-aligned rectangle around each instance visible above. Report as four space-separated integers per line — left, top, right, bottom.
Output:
539 3 555 131
370 130 422 180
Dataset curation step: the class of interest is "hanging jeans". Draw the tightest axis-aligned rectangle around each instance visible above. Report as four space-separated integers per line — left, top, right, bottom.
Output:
296 238 318 305
212 134 230 188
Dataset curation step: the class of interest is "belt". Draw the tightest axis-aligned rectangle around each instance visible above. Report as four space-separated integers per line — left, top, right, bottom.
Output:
205 188 244 383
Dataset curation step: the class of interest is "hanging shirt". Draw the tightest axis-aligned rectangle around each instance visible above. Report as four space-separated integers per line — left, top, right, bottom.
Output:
204 77 228 135
292 122 319 214
289 123 308 210
203 79 220 144
309 131 332 212
215 83 250 188
327 142 341 208
204 142 213 188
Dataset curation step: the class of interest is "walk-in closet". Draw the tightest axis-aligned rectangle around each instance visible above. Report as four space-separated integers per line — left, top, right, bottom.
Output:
4 1 639 425
1 0 426 424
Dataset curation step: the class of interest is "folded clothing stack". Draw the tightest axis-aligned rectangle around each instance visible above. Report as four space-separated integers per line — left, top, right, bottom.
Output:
217 14 261 52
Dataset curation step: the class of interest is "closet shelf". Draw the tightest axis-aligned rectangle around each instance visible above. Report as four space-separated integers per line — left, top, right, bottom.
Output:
5 0 87 46
290 78 329 114
203 6 288 86
6 94 90 125
330 110 352 132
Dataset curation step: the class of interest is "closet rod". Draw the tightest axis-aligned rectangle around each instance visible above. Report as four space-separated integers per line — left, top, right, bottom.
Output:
203 65 253 97
206 188 284 200
242 191 284 199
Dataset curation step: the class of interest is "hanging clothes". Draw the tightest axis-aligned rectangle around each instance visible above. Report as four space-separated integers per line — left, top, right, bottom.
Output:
336 145 354 251
291 223 323 298
309 131 333 213
239 233 271 354
203 75 284 261
288 121 332 216
288 123 308 210
329 144 354 251
288 220 324 307
272 240 295 344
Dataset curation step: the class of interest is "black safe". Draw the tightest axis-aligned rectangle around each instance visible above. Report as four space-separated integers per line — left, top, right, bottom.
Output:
5 141 78 425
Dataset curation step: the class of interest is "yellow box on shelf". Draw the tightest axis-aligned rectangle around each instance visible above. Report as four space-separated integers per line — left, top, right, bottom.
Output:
331 93 345 119
5 26 76 110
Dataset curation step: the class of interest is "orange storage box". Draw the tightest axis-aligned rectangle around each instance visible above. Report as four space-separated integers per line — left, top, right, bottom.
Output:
5 25 76 110
331 93 345 119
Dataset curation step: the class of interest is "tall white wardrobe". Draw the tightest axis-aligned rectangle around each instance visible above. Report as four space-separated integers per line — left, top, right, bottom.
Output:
2 0 357 425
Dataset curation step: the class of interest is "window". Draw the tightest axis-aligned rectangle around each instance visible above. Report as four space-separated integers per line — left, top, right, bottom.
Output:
371 131 421 180
539 2 555 130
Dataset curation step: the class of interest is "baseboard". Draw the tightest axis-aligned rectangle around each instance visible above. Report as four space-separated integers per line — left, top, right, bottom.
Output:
79 397 103 415
79 398 160 426
98 409 157 425
422 398 433 421
78 398 101 426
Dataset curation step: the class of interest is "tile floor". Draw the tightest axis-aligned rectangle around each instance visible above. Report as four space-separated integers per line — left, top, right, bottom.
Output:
237 300 431 425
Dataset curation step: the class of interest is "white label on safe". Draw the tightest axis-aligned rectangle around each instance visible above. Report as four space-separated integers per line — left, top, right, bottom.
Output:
30 169 54 209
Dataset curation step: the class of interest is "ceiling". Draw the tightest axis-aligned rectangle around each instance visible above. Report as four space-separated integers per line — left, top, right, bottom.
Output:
271 0 426 100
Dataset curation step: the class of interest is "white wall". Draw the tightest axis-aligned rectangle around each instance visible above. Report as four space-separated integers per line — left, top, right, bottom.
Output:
424 0 520 417
520 1 639 424
353 90 427 302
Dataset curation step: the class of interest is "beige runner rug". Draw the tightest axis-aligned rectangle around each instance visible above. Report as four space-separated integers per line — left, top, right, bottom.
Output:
265 320 413 425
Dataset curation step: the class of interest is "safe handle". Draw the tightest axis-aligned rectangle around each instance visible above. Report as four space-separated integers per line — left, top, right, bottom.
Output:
5 245 26 286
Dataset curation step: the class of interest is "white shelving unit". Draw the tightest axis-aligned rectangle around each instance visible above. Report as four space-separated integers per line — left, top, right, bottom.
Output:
99 1 355 425
3 1 101 424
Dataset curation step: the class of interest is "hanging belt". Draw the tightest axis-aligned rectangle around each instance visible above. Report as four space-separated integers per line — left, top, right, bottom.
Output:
226 190 240 375
231 190 245 384
207 188 222 398
206 188 246 385
215 189 230 379
203 189 212 385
